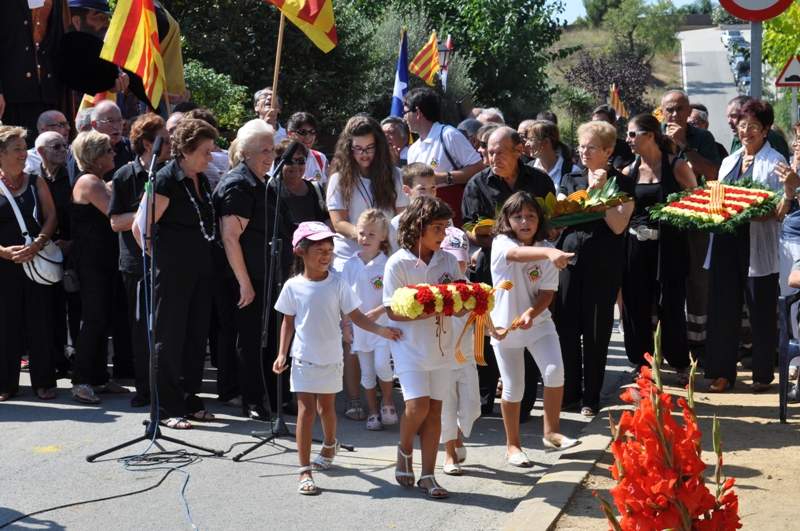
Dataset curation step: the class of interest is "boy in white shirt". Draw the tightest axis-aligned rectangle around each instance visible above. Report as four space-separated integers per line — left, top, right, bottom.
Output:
389 162 437 254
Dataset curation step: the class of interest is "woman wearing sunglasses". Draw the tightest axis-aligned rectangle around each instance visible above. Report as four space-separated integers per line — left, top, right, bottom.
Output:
327 115 408 421
287 113 329 187
705 100 784 393
554 120 635 417
620 114 696 387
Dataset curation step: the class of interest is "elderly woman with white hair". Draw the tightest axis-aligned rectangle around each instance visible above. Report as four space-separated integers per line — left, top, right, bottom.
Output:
70 131 130 404
213 119 296 420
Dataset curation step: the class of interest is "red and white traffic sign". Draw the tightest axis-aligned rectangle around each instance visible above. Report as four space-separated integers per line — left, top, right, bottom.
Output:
720 0 792 22
776 57 800 87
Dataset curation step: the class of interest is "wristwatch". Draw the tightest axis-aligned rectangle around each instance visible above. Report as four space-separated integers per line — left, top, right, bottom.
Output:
445 171 453 185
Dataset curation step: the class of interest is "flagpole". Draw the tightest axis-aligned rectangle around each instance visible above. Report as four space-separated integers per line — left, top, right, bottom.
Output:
271 13 286 104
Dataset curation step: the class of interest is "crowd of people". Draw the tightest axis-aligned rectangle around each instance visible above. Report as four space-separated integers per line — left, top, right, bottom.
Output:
3 0 800 498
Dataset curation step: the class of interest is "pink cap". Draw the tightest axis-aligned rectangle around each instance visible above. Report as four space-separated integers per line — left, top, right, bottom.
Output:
440 226 469 263
292 221 337 250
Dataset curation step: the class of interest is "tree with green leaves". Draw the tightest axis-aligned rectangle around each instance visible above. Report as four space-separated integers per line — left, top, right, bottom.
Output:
183 60 250 136
711 6 745 25
583 0 622 27
603 0 683 60
764 2 800 72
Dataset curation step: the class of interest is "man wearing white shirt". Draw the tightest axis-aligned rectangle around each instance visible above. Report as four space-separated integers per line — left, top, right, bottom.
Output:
254 87 287 144
403 88 484 227
24 110 71 173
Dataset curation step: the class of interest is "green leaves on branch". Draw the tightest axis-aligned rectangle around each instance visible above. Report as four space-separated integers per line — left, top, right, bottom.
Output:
603 0 683 61
183 60 250 135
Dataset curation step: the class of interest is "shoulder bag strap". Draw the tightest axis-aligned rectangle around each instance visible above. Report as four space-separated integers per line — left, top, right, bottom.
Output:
310 180 326 211
438 125 461 170
0 176 32 238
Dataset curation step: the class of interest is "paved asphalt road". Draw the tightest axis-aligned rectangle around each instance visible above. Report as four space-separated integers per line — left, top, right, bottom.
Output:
1 329 631 531
679 27 750 153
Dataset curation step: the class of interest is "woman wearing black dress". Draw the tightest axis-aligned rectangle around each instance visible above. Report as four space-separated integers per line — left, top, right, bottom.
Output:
70 131 130 404
0 126 57 401
620 114 696 386
133 119 219 429
555 120 635 417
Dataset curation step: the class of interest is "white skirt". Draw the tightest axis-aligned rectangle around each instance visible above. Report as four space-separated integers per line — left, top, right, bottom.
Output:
290 358 344 394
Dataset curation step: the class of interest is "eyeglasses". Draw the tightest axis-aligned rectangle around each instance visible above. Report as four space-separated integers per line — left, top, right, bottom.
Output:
479 141 488 149
286 157 307 166
626 130 649 139
46 121 69 129
96 118 123 126
106 148 116 154
351 146 377 155
292 129 316 137
737 123 761 132
45 143 68 150
402 108 415 116
577 145 600 154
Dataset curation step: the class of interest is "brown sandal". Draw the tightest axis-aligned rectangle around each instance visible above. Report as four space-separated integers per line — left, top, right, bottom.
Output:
36 388 55 400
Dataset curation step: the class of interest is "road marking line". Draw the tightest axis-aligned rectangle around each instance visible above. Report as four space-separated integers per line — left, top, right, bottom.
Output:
681 40 688 94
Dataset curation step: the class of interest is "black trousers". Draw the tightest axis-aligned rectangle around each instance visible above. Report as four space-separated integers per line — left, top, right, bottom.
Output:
153 263 213 419
705 228 777 384
555 261 621 408
621 236 690 369
50 281 82 372
72 253 117 387
227 276 290 409
121 272 151 397
111 275 135 377
0 260 55 394
211 247 239 402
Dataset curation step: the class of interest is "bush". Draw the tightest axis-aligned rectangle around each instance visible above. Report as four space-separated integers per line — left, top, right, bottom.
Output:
711 6 745 25
183 60 250 135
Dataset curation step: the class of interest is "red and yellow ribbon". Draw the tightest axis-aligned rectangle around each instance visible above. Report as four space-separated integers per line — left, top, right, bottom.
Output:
455 280 514 366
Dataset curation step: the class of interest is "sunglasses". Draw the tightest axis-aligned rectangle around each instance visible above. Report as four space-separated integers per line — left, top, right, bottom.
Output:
286 157 307 166
46 121 69 129
292 129 316 137
626 130 649 139
45 143 68 150
479 141 488 149
97 118 123 126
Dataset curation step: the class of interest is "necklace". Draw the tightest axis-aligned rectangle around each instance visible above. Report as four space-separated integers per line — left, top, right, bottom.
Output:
0 171 23 191
181 179 216 241
355 175 374 208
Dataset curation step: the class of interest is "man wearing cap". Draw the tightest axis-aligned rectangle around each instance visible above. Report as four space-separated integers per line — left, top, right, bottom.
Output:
67 0 129 94
0 0 71 148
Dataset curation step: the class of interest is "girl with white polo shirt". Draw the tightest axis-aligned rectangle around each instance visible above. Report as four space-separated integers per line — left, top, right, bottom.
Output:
490 191 578 468
383 196 467 500
341 209 397 431
273 222 401 495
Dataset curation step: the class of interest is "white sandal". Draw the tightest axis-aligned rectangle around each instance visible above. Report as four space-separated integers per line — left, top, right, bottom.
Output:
455 446 467 463
311 439 340 470
395 444 414 486
443 462 462 476
298 466 317 495
417 474 449 499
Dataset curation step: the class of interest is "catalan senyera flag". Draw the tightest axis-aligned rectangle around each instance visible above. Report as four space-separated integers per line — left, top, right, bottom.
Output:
609 84 628 120
266 0 338 53
409 31 440 87
100 0 166 110
653 107 664 122
77 91 117 113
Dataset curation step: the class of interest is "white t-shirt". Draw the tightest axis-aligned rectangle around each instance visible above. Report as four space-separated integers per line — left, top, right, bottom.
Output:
407 122 482 188
389 213 402 255
206 151 230 191
382 249 465 373
24 147 41 174
326 168 409 272
304 149 328 186
275 272 361 365
274 124 287 144
341 251 389 353
489 235 559 348
533 154 564 190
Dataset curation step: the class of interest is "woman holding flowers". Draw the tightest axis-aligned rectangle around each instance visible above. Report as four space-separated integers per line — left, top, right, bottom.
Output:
705 100 784 393
621 114 696 386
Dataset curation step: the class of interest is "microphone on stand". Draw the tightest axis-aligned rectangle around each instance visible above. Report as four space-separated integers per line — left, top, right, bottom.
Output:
148 136 164 181
267 141 301 186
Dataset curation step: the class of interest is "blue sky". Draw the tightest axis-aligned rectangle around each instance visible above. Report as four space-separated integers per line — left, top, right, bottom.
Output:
559 0 698 24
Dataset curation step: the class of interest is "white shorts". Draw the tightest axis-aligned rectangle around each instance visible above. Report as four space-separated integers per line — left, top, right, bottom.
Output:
397 367 451 401
440 364 481 442
290 359 344 394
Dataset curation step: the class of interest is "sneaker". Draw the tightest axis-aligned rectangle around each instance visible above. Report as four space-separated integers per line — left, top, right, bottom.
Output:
366 414 383 431
345 397 366 420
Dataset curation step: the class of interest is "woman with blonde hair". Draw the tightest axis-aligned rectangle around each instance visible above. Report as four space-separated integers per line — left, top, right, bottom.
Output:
327 114 408 420
0 125 58 401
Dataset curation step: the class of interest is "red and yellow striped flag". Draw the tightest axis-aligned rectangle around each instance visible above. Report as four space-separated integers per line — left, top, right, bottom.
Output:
409 31 440 87
267 0 338 53
100 0 166 109
78 91 117 113
609 84 628 120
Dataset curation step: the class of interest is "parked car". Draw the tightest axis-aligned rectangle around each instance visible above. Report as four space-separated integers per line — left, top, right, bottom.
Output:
721 29 742 48
738 76 751 96
731 56 747 72
729 35 748 50
734 63 750 84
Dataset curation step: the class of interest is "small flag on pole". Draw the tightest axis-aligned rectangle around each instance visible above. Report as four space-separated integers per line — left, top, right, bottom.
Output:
100 0 167 110
266 0 338 53
609 84 628 120
653 107 664 122
409 31 440 87
390 27 409 117
440 34 452 93
78 91 117 114
136 182 151 251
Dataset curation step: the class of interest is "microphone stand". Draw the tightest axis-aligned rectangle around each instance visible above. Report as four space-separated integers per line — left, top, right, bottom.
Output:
88 144 222 461
232 153 354 461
